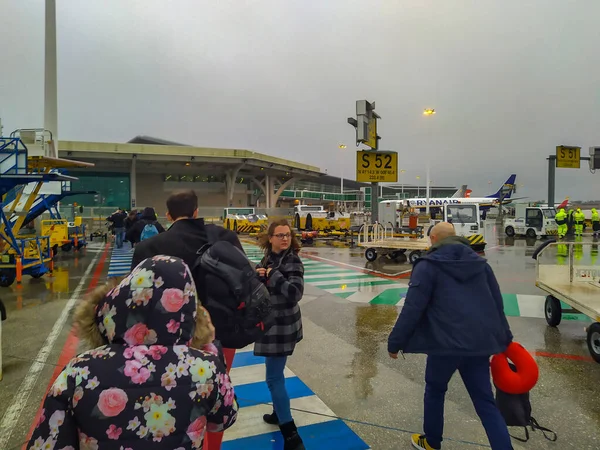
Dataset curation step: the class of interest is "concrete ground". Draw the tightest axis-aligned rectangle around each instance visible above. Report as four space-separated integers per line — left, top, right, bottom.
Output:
1 225 600 449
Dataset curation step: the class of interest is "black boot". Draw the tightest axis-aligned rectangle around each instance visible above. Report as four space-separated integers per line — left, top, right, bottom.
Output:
279 421 305 450
263 410 278 425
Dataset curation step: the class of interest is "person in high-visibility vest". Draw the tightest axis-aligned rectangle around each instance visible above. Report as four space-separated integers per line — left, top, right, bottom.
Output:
574 208 585 237
592 208 600 238
555 208 567 238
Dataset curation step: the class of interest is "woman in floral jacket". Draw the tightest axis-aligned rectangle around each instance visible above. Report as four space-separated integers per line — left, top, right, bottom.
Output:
27 255 238 450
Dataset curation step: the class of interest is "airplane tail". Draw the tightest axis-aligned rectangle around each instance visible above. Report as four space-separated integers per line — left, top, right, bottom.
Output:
486 174 517 200
452 185 468 198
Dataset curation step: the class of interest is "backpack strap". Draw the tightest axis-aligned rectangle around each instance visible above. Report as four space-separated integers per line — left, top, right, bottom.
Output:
529 417 557 442
509 427 530 443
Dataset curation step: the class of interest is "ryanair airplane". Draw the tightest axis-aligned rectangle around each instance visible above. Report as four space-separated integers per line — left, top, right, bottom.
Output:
404 174 518 212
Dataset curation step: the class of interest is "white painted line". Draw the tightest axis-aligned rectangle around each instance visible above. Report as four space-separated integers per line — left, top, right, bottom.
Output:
304 254 413 277
305 272 373 280
229 363 294 386
223 395 337 442
0 247 103 448
308 278 399 287
516 294 546 319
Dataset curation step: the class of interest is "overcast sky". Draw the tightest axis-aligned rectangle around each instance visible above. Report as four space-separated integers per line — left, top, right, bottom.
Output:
2 0 600 200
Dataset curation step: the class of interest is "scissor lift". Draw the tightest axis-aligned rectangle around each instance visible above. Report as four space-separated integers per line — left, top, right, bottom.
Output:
0 137 93 287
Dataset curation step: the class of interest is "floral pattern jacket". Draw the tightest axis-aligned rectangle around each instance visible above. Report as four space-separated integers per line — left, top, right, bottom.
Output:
28 256 238 449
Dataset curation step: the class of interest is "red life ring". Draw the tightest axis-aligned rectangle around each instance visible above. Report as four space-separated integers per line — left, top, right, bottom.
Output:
491 342 539 394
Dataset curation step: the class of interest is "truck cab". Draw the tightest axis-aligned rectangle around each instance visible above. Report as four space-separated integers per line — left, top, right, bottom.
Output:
504 204 557 238
223 207 267 233
429 203 486 250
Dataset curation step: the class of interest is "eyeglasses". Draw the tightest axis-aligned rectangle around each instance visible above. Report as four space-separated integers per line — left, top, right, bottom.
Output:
273 233 291 239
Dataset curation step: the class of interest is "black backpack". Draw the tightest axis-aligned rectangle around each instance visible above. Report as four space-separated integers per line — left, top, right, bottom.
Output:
495 363 557 443
193 227 275 349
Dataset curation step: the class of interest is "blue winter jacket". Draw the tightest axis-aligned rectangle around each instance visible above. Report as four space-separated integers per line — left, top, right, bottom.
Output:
388 236 513 356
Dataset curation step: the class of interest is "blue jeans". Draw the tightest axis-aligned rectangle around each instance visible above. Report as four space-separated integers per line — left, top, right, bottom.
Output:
265 356 293 424
424 355 513 450
114 227 125 248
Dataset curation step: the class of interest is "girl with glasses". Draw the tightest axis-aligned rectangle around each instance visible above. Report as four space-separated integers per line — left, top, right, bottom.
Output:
254 219 305 450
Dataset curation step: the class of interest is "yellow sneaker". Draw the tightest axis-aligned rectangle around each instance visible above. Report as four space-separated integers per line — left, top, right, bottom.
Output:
411 434 439 450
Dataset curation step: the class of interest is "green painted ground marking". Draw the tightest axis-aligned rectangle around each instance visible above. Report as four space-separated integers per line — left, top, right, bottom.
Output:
314 279 399 290
501 293 521 317
336 292 354 299
370 288 409 305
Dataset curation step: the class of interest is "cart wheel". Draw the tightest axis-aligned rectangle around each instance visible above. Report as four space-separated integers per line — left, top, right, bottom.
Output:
62 243 73 252
391 250 407 261
408 250 422 264
0 269 16 287
586 323 600 363
505 226 515 237
365 248 377 262
31 269 44 279
544 295 562 327
526 228 537 238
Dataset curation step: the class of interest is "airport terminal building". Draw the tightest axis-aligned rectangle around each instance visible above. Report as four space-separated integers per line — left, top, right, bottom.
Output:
59 136 456 214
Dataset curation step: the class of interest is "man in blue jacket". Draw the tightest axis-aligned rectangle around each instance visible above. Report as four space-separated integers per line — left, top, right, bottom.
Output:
388 222 513 450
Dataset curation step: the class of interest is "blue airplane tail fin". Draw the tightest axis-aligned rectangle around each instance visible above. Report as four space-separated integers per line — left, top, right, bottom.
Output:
486 174 517 199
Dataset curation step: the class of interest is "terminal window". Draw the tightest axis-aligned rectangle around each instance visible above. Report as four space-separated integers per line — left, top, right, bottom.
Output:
68 172 130 207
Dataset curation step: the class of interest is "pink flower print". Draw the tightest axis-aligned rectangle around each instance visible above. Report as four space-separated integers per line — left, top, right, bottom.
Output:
35 408 46 428
79 431 99 450
97 388 128 417
106 424 123 440
131 288 153 307
186 416 207 447
148 345 168 360
73 386 84 407
161 373 177 391
223 384 235 407
124 360 151 385
160 288 187 313
124 323 157 346
166 319 180 334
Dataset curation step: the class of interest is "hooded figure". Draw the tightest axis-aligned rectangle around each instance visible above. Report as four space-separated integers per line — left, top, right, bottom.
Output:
28 256 238 449
127 207 165 244
592 208 599 237
555 208 567 238
574 208 585 237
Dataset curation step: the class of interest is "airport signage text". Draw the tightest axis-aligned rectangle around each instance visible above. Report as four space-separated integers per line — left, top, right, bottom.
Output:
556 145 581 169
356 150 398 182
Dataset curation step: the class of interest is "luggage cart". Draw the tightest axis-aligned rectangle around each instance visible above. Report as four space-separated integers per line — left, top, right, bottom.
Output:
533 240 600 363
357 223 430 264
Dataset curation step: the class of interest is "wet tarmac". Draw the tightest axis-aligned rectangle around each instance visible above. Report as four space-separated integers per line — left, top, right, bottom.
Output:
1 224 600 449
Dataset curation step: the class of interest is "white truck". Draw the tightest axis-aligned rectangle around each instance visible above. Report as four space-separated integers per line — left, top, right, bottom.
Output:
429 203 486 251
504 204 558 238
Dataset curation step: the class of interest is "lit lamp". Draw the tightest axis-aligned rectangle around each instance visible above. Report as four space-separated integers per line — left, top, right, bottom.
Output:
339 144 347 201
423 108 436 116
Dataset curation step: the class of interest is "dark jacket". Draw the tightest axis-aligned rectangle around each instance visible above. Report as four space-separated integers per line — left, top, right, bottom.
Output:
388 236 513 356
28 256 238 449
254 248 304 357
127 207 165 243
132 219 243 271
107 211 127 228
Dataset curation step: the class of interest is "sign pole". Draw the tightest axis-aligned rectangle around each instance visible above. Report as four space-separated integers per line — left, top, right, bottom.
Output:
371 137 379 223
547 155 556 208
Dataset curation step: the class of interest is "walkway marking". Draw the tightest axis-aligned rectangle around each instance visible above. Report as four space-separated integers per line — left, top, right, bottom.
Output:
0 244 104 449
222 346 370 449
104 243 590 321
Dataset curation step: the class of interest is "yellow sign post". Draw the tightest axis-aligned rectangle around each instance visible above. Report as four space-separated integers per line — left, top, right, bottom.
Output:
356 151 398 182
556 145 581 169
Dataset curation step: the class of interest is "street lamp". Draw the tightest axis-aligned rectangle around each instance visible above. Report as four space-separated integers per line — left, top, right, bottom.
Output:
423 108 436 116
339 144 347 203
416 175 421 197
400 169 406 198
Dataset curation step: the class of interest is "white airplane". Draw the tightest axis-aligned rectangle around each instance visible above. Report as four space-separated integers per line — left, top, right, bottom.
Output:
402 174 519 212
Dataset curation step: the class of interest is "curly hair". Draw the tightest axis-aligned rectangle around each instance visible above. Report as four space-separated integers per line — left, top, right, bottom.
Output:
257 219 300 255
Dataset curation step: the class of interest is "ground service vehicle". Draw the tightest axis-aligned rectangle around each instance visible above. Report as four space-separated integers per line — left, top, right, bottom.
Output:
533 241 600 363
429 203 486 251
504 204 558 238
223 208 267 233
293 205 350 231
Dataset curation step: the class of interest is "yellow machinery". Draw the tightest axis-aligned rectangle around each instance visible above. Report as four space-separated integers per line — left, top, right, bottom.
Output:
223 208 268 234
0 138 94 286
293 205 351 231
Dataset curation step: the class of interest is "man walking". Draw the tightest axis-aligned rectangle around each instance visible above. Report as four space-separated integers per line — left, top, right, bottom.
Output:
388 222 514 450
107 208 127 248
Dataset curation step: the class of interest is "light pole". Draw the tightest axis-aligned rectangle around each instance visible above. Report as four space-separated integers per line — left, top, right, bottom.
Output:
400 169 406 198
423 108 436 216
339 144 347 208
416 176 421 197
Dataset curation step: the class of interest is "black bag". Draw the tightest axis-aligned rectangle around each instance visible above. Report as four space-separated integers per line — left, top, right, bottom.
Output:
495 363 557 443
193 227 275 349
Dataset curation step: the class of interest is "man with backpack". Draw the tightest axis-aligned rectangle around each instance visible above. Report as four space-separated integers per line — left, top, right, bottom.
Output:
131 190 274 450
125 206 165 245
106 208 127 248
